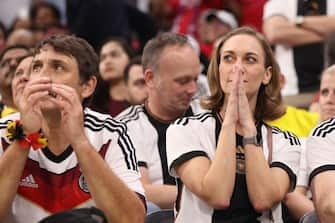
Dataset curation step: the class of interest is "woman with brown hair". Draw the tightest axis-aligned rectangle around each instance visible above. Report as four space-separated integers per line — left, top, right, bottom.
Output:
166 27 301 223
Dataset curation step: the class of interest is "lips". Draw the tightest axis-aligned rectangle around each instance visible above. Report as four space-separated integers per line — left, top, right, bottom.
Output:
104 67 115 73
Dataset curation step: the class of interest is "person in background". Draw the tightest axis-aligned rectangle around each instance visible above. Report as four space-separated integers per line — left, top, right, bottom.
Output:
285 65 335 223
117 32 203 214
5 28 34 48
29 1 61 30
66 0 131 51
123 56 148 105
306 64 335 223
263 0 335 108
11 53 33 108
197 9 238 60
166 27 300 222
266 74 319 138
92 37 134 117
0 34 145 223
0 44 29 118
309 31 335 113
267 74 318 223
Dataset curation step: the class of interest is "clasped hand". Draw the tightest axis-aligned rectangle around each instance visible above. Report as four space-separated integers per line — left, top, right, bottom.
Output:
221 65 257 137
13 77 86 144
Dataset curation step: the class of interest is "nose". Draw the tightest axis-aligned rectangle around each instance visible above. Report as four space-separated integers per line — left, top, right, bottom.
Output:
232 60 246 75
34 65 51 79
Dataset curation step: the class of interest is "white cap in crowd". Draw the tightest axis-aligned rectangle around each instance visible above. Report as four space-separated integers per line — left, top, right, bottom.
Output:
203 9 238 29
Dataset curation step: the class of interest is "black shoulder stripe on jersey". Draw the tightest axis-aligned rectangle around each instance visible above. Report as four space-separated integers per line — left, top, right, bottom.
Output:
84 114 137 171
174 112 213 126
119 106 137 119
272 126 300 146
84 121 137 171
117 106 144 123
0 120 11 129
312 118 335 137
105 118 138 171
271 126 282 134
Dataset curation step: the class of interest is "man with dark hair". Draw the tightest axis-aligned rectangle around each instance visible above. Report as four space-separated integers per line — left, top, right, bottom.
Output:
117 32 203 211
0 44 29 117
0 35 146 223
123 56 147 105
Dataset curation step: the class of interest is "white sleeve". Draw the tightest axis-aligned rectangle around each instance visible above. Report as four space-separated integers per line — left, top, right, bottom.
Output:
0 120 7 156
307 128 335 185
127 124 150 168
271 129 301 192
104 125 145 196
263 0 288 20
0 113 20 156
297 138 308 187
166 120 208 177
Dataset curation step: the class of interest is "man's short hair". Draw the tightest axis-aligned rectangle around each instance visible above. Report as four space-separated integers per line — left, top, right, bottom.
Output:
0 44 29 62
142 32 190 72
35 34 99 83
124 56 142 83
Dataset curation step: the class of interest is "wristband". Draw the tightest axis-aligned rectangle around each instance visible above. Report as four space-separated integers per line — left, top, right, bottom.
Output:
6 120 48 150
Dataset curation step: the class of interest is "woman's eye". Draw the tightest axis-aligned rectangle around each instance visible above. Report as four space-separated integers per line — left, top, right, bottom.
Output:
246 57 256 63
223 55 233 62
15 69 23 76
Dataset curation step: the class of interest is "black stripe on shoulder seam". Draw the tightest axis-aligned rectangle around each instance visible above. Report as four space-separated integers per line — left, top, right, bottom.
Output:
84 114 137 171
173 112 213 126
309 164 335 186
271 126 282 134
170 150 208 171
312 118 335 137
271 127 300 146
117 106 144 123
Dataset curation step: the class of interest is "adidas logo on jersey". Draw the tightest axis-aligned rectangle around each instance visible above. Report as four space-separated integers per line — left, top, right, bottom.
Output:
19 174 38 188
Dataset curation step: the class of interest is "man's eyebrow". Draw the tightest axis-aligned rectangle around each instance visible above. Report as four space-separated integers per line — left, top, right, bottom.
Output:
32 58 67 64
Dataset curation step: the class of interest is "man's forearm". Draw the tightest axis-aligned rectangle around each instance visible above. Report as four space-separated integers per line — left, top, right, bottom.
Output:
144 184 176 209
73 140 145 223
302 16 335 36
0 142 29 219
263 17 323 47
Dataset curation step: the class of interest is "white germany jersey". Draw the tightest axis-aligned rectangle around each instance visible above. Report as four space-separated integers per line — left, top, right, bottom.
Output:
116 100 204 186
0 108 144 223
307 117 335 184
167 112 301 223
263 0 335 95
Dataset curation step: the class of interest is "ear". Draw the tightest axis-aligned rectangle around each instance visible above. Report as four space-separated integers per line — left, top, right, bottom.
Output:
262 66 272 85
144 68 155 89
80 75 97 99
